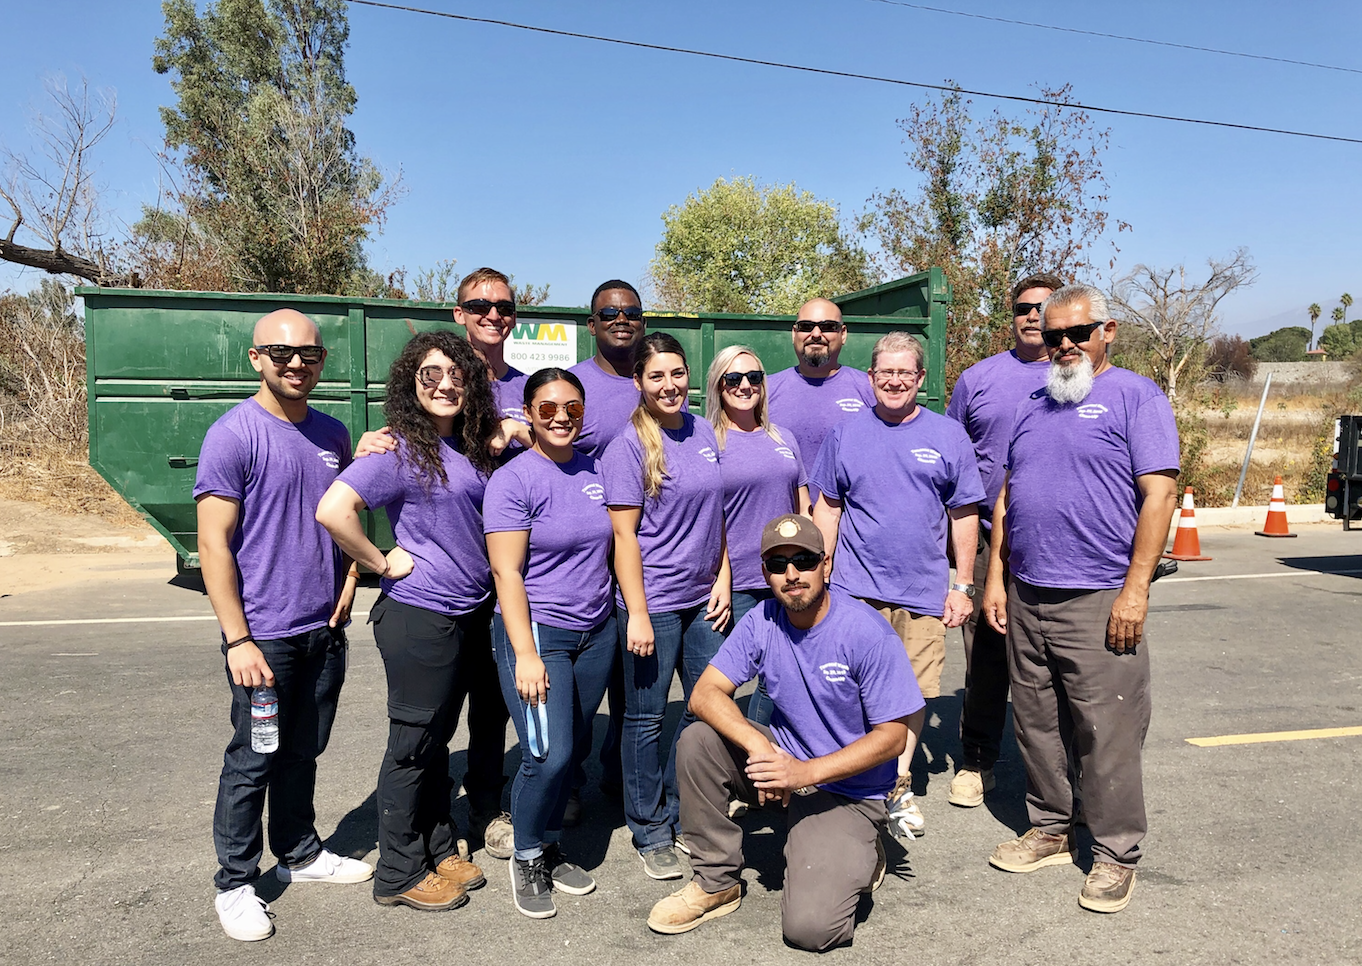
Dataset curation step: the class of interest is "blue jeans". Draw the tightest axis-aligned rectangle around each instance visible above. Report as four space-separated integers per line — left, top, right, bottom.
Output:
213 625 347 891
493 613 616 859
730 589 775 726
619 602 726 853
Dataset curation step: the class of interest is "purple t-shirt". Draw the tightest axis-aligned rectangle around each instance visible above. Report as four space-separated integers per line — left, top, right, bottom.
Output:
193 399 352 639
946 350 1050 530
710 590 923 800
569 357 643 459
718 425 807 592
337 438 491 616
483 450 613 631
492 364 530 424
767 365 877 502
601 414 725 613
810 407 985 617
1006 366 1180 590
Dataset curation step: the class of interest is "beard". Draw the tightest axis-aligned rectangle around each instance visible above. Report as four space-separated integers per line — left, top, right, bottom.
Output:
800 343 830 369
1047 352 1095 404
775 580 826 614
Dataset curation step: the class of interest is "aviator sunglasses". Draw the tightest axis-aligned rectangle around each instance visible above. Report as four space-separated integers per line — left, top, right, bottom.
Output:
721 370 765 388
763 551 825 573
417 366 465 390
535 400 585 420
1041 321 1103 349
255 344 325 365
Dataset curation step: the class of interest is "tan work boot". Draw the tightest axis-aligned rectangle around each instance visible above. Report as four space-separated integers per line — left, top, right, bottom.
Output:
435 852 486 891
862 836 887 894
1079 862 1136 913
373 871 468 911
947 766 996 807
988 827 1075 873
646 880 742 934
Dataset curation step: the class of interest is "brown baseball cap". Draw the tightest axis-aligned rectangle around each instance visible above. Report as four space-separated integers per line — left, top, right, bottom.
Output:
759 513 824 557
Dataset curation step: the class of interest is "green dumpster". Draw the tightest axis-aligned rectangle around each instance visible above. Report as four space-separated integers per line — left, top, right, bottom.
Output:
77 269 949 568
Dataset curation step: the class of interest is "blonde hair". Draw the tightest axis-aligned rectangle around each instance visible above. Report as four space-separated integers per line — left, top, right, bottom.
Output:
870 331 925 371
704 344 785 451
631 333 688 498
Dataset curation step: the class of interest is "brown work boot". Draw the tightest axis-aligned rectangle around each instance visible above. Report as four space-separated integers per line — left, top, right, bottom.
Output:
988 827 1075 873
435 852 486 891
646 880 742 934
862 835 887 894
373 871 468 911
947 766 996 807
1079 862 1136 913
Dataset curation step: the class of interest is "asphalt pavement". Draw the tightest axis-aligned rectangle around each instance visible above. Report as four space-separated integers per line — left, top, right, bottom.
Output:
1 524 1360 965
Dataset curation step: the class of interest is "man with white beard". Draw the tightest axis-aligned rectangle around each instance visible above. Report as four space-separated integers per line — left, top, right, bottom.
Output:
979 283 1179 915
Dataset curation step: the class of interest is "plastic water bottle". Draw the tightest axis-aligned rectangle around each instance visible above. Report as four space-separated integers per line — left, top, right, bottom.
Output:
251 685 279 754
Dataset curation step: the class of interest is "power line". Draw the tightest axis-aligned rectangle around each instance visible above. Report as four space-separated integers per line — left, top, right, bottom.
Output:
346 0 1362 145
866 0 1362 76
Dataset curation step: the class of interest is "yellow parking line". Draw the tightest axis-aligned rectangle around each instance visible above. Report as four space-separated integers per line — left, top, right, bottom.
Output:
1186 725 1362 747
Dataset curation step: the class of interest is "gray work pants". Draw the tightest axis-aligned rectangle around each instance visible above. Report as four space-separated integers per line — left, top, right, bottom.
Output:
676 721 886 952
1006 579 1151 868
959 529 1011 770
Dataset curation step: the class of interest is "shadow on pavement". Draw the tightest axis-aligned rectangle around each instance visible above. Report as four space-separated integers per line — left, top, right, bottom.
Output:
1277 553 1362 578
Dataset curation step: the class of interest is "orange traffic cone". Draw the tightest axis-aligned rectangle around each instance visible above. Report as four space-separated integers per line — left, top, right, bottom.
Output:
1255 476 1297 538
1165 487 1211 560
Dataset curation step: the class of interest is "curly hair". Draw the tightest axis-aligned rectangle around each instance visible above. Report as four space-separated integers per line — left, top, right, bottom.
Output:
384 330 501 484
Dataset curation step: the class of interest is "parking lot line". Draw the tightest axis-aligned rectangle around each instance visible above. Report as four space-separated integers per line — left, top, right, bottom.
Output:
1186 725 1362 747
1163 568 1362 583
0 612 371 628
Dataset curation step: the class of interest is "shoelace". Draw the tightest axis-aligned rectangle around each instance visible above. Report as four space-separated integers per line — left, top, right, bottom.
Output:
519 856 552 895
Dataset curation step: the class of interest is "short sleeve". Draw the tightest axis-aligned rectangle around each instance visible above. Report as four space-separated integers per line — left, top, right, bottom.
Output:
855 371 878 408
807 423 844 502
193 421 250 501
856 630 925 724
601 433 645 508
708 611 763 688
787 433 809 489
945 423 986 509
945 369 970 426
1130 387 1180 477
483 464 535 534
336 448 408 511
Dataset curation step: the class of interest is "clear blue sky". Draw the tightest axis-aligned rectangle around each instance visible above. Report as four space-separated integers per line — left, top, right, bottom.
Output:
2 0 1359 338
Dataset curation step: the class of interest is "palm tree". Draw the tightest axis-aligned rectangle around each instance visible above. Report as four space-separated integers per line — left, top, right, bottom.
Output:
1342 292 1354 324
1333 306 1345 325
1309 302 1322 349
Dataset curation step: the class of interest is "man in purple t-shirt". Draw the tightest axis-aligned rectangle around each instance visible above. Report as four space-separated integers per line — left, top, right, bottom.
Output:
453 266 532 431
647 514 923 950
194 309 372 943
766 297 877 501
981 283 1179 915
943 272 1061 810
811 331 984 839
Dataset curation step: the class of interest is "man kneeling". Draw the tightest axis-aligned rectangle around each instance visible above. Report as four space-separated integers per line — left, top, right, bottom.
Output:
647 514 924 951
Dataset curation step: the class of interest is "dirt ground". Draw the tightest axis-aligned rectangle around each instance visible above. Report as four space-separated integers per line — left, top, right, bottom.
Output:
0 498 172 597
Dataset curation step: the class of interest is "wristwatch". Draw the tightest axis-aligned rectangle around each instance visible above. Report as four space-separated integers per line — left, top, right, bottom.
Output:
951 582 977 599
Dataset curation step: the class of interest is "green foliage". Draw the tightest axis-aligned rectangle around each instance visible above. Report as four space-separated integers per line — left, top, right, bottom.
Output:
150 0 396 294
1249 326 1309 362
650 176 875 314
1319 322 1357 359
1172 401 1211 498
864 84 1125 385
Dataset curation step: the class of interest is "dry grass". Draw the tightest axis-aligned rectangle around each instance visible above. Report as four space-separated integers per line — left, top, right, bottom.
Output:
0 437 146 526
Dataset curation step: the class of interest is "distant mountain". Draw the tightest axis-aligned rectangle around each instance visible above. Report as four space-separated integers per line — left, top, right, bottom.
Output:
1224 307 1312 342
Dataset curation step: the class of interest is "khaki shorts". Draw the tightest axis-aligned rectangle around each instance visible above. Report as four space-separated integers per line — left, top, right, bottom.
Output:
860 598 946 699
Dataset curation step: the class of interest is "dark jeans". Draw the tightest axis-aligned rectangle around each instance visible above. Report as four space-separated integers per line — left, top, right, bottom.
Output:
619 602 726 852
213 625 347 891
960 529 1010 770
492 613 616 858
731 588 775 726
370 596 502 897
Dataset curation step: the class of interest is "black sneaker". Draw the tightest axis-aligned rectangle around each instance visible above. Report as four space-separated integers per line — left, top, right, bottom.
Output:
509 855 556 919
543 843 595 896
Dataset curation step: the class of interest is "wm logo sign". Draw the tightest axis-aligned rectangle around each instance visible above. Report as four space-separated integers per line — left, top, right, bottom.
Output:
512 322 568 341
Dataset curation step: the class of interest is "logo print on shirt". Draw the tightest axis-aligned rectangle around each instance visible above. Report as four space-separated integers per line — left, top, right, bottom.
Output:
911 447 942 465
774 446 795 460
582 483 605 502
317 450 340 470
1076 403 1109 420
698 446 718 463
820 661 850 684
836 398 864 413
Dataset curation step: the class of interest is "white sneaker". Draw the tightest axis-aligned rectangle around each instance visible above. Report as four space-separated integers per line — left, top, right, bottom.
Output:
215 884 273 941
276 848 374 884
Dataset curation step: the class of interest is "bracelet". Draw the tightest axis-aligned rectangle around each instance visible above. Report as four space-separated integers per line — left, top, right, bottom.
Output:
347 567 360 580
381 559 391 578
225 634 254 649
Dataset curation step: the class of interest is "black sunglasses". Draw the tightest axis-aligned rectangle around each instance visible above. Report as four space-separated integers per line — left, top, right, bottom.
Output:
595 306 644 322
793 319 844 333
763 551 825 573
460 299 517 316
1041 321 1103 348
255 344 324 365
417 365 465 390
721 370 765 388
1014 301 1045 316
535 400 584 420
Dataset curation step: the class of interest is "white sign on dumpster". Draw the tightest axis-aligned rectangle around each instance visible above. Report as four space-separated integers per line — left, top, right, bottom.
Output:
504 318 577 372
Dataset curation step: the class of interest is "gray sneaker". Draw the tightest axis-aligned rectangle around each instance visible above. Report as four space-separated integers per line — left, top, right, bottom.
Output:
544 843 595 895
673 832 691 855
509 855 556 919
639 846 684 880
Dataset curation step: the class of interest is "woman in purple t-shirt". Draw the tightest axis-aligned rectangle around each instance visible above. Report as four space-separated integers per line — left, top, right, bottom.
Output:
483 368 615 919
316 331 502 913
704 344 810 727
600 332 731 879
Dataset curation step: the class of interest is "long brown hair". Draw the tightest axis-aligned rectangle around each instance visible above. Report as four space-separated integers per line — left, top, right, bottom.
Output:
630 332 687 498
